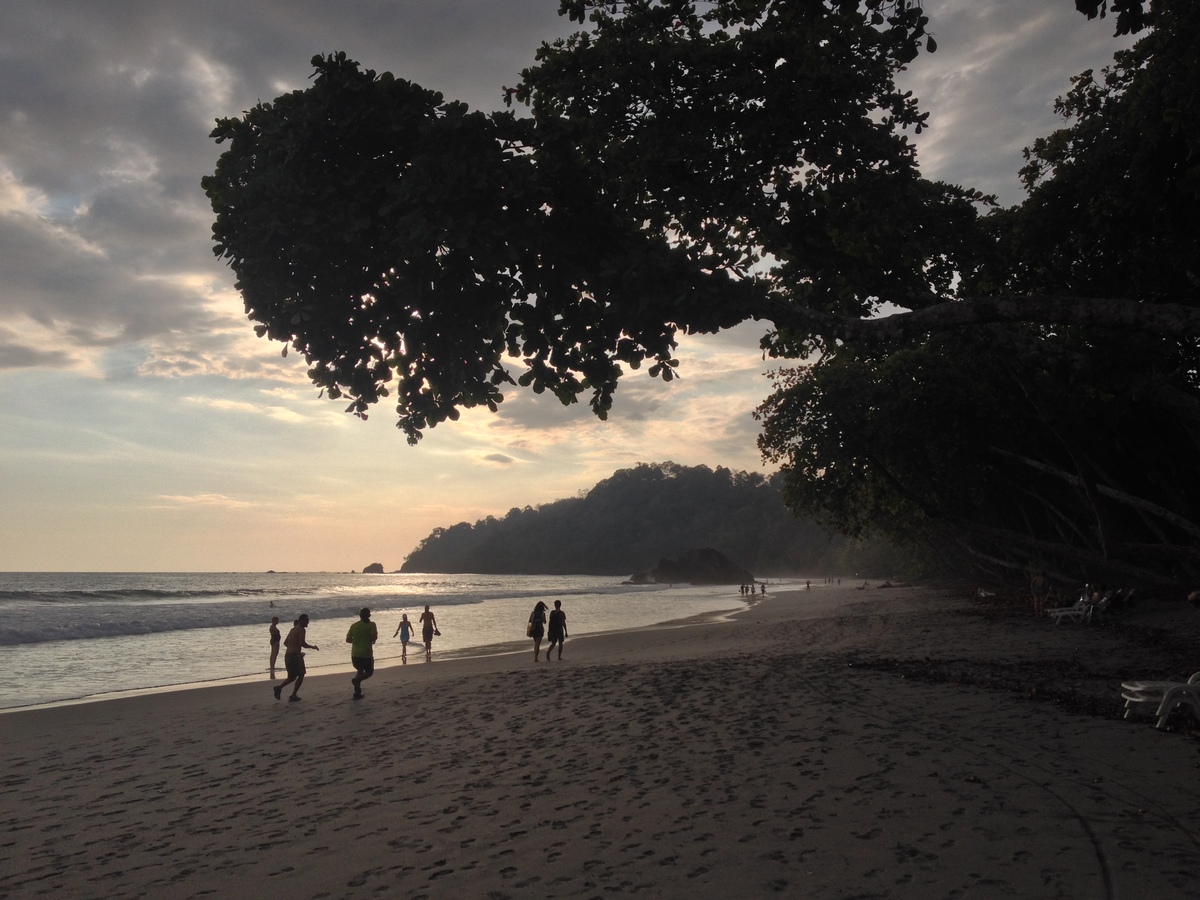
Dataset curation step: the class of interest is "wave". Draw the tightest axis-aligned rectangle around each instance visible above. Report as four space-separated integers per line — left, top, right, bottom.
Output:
0 595 415 646
0 578 676 648
0 587 297 603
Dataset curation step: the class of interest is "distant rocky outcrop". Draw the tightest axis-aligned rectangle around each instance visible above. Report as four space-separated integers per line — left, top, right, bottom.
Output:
362 562 385 574
401 461 907 577
647 548 753 585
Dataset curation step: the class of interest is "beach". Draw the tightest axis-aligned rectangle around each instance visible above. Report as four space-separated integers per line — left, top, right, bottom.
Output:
2 584 1199 899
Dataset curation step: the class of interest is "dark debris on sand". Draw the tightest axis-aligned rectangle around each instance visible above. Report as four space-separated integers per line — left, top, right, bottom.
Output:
840 587 1200 733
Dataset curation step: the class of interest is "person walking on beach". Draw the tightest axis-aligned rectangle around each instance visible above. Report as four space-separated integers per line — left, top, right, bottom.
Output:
546 600 568 661
346 607 377 700
529 601 548 661
274 614 318 702
419 605 438 662
392 612 415 663
268 616 282 677
1031 571 1050 618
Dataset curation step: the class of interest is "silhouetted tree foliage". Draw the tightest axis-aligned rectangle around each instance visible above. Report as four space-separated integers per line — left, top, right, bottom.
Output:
400 462 904 576
205 0 1197 588
759 1 1200 588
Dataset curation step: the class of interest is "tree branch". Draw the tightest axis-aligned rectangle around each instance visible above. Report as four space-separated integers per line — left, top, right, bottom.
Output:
762 294 1200 343
990 447 1200 541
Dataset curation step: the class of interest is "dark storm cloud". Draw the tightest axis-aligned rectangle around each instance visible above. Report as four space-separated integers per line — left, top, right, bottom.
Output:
0 0 571 367
900 1 1134 204
0 0 1135 377
0 208 213 349
0 331 63 368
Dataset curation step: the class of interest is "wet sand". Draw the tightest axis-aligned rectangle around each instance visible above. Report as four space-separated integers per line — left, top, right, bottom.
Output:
2 584 1199 899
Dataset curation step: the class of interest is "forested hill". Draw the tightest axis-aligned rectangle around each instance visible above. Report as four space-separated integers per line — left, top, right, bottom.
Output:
400 462 899 576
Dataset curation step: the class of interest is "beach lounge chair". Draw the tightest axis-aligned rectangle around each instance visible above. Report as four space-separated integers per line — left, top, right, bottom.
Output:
1121 672 1200 729
1047 588 1116 624
1047 597 1088 624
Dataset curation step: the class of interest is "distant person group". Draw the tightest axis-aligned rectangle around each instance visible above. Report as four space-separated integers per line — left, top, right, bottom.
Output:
268 599 571 703
739 583 765 596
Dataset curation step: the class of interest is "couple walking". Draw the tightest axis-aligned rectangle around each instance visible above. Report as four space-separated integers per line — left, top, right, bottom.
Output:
395 605 439 662
529 600 567 662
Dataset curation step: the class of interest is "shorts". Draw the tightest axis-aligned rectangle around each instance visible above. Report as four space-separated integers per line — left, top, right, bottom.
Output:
284 653 305 678
422 628 434 643
351 656 374 676
548 629 564 643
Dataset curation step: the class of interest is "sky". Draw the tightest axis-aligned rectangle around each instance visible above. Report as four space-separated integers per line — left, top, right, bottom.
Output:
0 1 1133 572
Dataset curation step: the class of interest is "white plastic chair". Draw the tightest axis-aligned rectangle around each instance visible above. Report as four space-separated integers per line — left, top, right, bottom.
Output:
1047 599 1088 624
1048 589 1116 624
1122 672 1200 728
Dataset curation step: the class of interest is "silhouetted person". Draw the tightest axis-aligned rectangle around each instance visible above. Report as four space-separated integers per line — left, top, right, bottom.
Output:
1031 571 1050 618
419 605 438 662
274 614 318 702
546 600 568 660
268 616 281 676
346 607 377 699
393 612 415 663
529 601 548 661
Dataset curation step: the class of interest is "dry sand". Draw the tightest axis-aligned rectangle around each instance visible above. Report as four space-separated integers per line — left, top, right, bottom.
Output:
2 584 1199 899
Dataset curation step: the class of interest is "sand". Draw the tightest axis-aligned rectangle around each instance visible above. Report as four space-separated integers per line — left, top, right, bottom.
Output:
2 584 1199 899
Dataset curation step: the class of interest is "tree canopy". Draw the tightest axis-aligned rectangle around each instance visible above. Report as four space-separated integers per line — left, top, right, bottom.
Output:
204 0 1199 588
400 461 904 576
758 0 1200 587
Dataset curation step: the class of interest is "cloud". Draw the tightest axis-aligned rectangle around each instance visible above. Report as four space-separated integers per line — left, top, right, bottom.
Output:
183 394 313 425
0 0 577 395
0 324 74 369
0 187 219 359
480 453 516 466
154 493 251 509
900 1 1135 204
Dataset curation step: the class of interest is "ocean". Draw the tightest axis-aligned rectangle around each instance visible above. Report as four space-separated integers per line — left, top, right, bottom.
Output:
0 571 771 711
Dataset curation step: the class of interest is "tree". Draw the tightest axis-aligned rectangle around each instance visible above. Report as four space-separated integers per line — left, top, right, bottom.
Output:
398 461 902 575
204 0 1199 585
759 0 1200 586
204 2 991 443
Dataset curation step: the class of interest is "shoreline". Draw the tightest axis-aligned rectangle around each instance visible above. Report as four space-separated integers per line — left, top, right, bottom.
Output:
0 598 752 716
4 584 1199 898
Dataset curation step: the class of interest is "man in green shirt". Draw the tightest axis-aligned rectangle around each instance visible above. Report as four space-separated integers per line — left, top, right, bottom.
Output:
346 607 378 700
